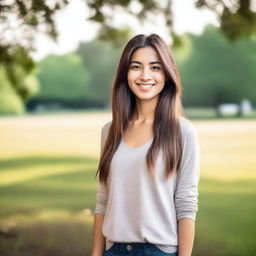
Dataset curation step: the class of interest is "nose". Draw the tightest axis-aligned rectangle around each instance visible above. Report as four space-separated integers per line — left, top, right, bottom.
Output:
140 67 152 81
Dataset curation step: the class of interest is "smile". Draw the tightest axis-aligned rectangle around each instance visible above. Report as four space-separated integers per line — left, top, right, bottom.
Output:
136 83 155 88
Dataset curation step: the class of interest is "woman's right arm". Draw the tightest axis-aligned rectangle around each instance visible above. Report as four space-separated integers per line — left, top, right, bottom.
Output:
91 213 106 256
91 182 108 256
91 122 111 256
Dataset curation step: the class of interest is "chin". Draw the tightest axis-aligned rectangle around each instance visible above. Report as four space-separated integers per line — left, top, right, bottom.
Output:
135 94 158 101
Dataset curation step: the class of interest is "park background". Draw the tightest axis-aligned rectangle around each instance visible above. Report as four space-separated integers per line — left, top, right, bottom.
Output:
0 0 256 255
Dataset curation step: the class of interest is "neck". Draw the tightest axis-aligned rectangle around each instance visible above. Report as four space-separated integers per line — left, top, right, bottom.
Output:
132 97 159 123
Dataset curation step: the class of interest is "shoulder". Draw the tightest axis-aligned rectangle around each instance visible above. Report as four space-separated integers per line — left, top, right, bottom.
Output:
102 120 112 136
100 121 112 148
102 120 112 130
178 117 200 156
179 116 196 133
178 116 198 142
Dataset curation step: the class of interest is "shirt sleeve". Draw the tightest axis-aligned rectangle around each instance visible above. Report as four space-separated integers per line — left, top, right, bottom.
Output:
94 123 110 214
174 124 201 221
94 181 108 214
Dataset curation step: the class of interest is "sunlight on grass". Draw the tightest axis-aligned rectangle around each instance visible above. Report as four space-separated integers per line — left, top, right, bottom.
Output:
0 209 94 227
0 162 96 186
0 112 256 256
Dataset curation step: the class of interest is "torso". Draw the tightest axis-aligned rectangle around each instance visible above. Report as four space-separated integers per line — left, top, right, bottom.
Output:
123 120 154 148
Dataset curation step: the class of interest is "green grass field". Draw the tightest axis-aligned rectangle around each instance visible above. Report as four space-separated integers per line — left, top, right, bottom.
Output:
0 112 256 256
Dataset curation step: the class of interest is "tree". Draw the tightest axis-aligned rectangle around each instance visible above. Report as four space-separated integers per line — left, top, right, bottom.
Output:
1 0 255 99
36 53 90 101
0 0 68 99
87 0 256 45
179 25 256 109
195 0 256 40
0 69 25 114
76 39 127 106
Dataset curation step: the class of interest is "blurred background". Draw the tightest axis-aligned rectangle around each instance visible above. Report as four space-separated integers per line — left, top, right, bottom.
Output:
0 0 256 256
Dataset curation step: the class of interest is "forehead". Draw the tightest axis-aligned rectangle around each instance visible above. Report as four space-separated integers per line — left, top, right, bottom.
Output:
130 46 161 63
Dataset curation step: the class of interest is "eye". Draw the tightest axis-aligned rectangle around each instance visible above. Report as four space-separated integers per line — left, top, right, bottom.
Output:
152 66 161 71
130 65 140 70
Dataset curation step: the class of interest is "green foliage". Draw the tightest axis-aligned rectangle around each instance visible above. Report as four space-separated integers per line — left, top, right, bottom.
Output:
1 0 256 105
0 47 40 115
23 73 40 97
0 46 36 100
179 25 256 107
36 53 90 100
173 34 193 66
87 0 256 47
195 0 256 41
0 0 68 100
97 26 133 48
0 69 25 115
76 39 124 104
0 0 68 42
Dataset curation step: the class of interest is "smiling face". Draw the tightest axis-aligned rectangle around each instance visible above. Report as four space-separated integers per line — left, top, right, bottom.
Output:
127 46 166 102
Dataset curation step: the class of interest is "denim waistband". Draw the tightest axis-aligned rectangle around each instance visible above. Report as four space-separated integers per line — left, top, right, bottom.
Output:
110 242 156 252
109 242 178 256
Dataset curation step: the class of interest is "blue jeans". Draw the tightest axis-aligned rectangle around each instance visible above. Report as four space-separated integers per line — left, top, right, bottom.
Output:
103 242 178 256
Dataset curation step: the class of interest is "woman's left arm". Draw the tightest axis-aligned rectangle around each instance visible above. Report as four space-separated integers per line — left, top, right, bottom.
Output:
174 123 201 256
178 218 195 256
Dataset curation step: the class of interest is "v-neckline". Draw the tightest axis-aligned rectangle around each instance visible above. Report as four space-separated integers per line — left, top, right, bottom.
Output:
121 137 154 150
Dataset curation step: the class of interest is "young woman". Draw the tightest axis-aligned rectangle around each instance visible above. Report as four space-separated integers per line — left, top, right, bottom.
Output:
91 34 200 256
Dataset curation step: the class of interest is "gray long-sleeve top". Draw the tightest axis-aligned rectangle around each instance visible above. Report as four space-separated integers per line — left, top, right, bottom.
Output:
94 117 201 253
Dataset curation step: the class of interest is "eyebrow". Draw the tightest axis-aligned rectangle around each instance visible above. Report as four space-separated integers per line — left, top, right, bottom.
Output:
130 61 162 65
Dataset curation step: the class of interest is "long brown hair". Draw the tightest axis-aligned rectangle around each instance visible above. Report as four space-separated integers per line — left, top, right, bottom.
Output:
96 34 185 186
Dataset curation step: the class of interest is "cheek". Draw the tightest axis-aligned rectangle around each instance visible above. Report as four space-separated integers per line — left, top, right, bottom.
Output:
127 72 132 86
156 73 166 83
127 71 137 84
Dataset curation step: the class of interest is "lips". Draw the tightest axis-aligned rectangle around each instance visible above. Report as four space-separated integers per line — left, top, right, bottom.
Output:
136 83 155 92
136 83 155 87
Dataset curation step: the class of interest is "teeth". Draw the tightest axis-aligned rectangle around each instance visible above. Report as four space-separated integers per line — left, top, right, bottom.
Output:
137 84 154 88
